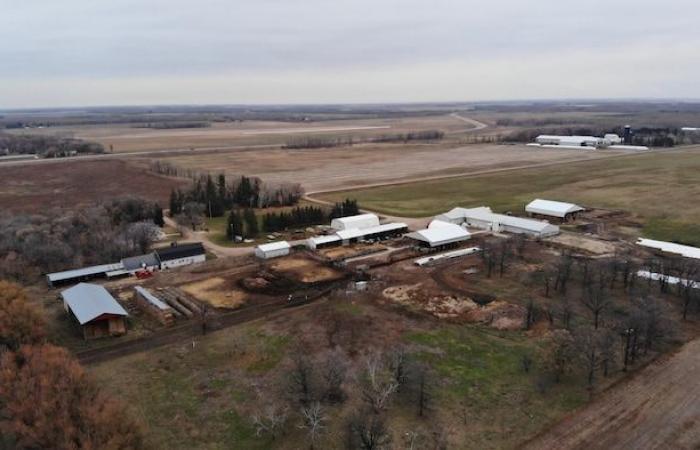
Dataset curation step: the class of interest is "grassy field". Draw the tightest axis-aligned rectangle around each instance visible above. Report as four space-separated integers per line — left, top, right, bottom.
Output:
89 301 590 449
317 146 700 245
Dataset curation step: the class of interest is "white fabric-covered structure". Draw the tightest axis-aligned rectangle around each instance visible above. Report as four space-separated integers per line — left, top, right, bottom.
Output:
526 199 584 219
306 235 342 250
637 238 700 260
255 241 291 259
436 206 559 237
331 214 379 231
406 220 471 247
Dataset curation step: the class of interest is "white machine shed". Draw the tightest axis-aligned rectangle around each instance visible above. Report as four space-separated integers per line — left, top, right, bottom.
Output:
255 241 291 259
526 199 584 219
406 220 471 247
331 214 380 231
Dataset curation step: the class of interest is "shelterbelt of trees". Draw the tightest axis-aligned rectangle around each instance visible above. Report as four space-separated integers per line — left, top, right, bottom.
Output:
0 197 165 283
0 281 145 448
0 133 104 157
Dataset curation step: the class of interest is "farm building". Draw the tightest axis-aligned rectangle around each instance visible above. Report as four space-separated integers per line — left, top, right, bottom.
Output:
636 238 700 260
46 262 126 288
436 206 559 237
61 283 128 339
335 223 408 245
406 220 471 248
525 199 584 222
535 135 603 147
414 247 481 266
155 242 206 269
255 241 291 259
121 252 160 273
134 286 176 326
307 234 343 250
331 213 380 231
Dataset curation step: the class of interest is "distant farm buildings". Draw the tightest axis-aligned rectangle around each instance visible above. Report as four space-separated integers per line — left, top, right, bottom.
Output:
525 199 584 222
61 283 128 339
529 133 648 150
436 206 559 237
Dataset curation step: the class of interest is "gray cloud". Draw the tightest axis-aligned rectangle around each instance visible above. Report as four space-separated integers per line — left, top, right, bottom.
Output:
1 0 699 106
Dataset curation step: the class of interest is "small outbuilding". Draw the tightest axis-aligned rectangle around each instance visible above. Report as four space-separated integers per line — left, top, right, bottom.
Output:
255 241 291 259
61 283 128 339
525 199 584 222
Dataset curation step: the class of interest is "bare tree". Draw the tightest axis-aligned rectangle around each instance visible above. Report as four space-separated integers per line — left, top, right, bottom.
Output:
542 330 575 383
289 350 315 405
252 400 289 441
360 353 398 413
348 411 392 450
580 270 611 329
322 349 347 403
299 402 326 449
176 201 205 231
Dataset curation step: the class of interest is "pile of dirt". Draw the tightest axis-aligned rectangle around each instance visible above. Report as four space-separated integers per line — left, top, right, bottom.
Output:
382 284 524 330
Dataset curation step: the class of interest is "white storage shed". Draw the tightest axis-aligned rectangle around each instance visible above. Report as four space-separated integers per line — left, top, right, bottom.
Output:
255 241 291 259
526 199 584 220
331 214 380 231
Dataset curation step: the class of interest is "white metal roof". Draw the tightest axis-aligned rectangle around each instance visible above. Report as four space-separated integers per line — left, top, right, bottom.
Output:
414 247 480 265
526 199 584 218
636 270 698 289
637 238 700 260
446 206 559 234
61 283 128 325
134 286 171 311
336 222 407 240
330 214 379 231
47 262 124 283
256 241 291 252
307 235 342 246
407 220 470 247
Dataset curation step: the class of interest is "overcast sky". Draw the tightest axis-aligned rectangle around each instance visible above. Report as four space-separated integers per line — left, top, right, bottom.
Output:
1 0 699 108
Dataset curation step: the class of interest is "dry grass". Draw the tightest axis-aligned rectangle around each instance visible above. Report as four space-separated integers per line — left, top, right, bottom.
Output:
181 277 248 309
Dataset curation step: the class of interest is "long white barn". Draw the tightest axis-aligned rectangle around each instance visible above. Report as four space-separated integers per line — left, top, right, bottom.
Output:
436 206 559 237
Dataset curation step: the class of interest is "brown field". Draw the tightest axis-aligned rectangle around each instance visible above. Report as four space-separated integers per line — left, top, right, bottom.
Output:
268 255 344 283
18 114 480 153
0 159 187 213
150 143 624 192
180 277 248 309
524 337 700 450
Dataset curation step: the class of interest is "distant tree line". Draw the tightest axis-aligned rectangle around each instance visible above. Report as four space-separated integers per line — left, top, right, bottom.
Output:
0 133 104 157
283 130 444 150
0 197 164 282
134 121 211 129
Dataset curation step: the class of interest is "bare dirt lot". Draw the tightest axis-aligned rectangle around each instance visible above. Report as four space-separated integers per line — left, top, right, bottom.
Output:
268 255 344 283
0 159 187 213
150 143 622 192
524 337 700 450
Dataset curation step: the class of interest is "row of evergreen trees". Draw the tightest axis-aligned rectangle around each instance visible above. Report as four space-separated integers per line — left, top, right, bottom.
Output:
224 199 360 240
169 173 303 218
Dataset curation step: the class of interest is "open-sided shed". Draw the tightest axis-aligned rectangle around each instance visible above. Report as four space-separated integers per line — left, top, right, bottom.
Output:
526 199 584 221
61 283 128 339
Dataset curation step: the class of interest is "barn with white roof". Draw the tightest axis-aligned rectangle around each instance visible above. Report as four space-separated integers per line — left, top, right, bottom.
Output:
406 220 471 248
525 199 584 222
436 206 559 237
331 214 380 231
255 241 291 259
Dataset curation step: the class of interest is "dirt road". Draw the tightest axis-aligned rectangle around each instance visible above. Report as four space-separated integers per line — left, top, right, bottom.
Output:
522 338 700 450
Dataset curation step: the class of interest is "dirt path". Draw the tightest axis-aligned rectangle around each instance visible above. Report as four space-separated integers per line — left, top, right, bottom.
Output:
163 216 254 258
448 112 489 133
522 338 700 450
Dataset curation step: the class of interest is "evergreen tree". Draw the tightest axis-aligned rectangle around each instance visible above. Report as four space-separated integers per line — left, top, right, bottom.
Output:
152 203 165 227
169 189 180 216
227 209 243 240
243 208 259 238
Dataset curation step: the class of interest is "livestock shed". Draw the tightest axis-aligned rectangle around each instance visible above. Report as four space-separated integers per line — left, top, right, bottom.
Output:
414 247 481 266
255 241 291 259
436 206 559 237
134 286 176 326
406 220 471 248
307 235 343 250
636 238 700 260
525 199 584 222
46 262 126 288
535 135 603 147
331 214 380 231
61 283 128 339
155 242 206 269
335 222 408 245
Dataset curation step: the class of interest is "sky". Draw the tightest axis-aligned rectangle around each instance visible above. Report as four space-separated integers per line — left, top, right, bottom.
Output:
1 0 699 108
